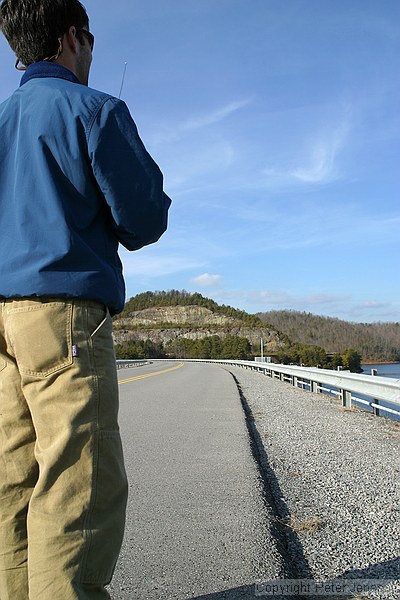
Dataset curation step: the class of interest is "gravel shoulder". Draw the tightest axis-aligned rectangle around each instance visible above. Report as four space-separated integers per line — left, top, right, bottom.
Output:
223 365 400 600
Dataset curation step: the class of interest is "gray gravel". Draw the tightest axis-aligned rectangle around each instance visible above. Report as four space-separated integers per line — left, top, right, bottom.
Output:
223 365 400 600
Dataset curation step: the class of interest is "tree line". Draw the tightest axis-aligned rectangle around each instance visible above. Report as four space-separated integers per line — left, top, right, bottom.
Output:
115 334 252 361
257 310 400 362
275 343 362 372
115 336 362 371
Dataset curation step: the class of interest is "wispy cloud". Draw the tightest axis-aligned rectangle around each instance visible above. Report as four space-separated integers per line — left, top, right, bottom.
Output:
181 99 252 131
224 289 352 310
120 250 205 277
164 140 235 192
150 98 252 145
158 100 353 198
345 301 400 322
260 105 352 187
209 288 400 323
191 273 223 287
291 119 350 183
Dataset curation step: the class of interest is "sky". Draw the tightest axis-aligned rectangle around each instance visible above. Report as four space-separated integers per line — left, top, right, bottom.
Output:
0 0 399 322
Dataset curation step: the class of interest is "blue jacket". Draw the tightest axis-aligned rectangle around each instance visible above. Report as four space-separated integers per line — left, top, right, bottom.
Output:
0 62 171 314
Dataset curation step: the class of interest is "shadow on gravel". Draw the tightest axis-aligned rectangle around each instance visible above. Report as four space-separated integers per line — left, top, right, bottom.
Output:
225 372 400 600
189 559 399 600
228 372 313 582
191 584 256 599
338 556 400 580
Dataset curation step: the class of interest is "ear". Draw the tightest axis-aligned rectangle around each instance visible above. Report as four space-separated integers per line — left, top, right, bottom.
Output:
64 25 79 55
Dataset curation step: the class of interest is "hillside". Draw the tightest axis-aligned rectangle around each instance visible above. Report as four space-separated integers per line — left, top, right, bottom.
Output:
119 290 263 327
113 290 287 354
257 310 400 362
113 292 366 370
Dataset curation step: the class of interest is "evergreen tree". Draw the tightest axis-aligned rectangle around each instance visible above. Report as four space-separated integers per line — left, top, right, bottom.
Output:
341 349 362 373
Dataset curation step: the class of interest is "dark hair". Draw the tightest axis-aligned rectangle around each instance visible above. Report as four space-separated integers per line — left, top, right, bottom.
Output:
0 0 89 66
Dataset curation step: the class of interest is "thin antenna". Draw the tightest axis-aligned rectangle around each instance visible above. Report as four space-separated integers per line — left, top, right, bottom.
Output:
118 62 128 99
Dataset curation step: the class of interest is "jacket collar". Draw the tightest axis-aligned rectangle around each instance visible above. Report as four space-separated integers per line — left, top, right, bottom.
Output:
20 61 81 87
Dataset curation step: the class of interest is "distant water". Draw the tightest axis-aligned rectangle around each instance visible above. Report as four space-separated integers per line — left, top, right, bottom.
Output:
361 363 400 379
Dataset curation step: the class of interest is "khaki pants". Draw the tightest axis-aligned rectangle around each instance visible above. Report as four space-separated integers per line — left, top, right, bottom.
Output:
0 299 128 600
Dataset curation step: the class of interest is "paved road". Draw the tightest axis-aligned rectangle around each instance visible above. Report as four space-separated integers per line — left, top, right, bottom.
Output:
108 361 281 599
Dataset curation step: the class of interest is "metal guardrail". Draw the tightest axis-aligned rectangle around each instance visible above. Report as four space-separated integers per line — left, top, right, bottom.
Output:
234 360 400 418
116 359 148 369
153 358 400 419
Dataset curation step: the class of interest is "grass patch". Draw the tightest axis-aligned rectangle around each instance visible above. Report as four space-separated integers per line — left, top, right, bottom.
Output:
276 515 324 533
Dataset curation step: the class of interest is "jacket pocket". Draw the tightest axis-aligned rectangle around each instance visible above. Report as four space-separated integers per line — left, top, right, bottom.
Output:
7 301 73 377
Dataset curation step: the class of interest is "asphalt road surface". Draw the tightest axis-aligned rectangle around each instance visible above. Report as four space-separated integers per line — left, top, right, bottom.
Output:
108 361 281 600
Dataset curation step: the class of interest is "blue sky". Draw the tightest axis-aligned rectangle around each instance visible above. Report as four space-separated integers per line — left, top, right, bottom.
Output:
1 1 399 322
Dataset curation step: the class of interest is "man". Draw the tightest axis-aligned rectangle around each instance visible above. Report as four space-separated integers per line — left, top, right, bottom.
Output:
0 1 171 598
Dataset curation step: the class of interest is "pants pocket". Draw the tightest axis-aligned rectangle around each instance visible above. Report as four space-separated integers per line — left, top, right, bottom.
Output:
86 306 108 340
7 302 73 377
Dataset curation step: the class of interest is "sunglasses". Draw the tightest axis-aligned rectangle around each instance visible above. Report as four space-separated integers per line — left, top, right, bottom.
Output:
76 29 94 51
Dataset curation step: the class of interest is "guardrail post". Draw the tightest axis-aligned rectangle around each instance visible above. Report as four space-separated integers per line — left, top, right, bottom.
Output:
371 369 380 416
311 381 318 393
292 375 298 388
341 389 352 409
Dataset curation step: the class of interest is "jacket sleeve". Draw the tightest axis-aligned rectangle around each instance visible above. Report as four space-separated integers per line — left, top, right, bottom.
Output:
87 97 171 251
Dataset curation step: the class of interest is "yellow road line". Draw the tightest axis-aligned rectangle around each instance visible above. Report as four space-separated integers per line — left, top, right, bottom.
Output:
118 362 184 385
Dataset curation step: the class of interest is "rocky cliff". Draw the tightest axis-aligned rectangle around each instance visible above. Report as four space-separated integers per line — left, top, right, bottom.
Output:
113 304 286 352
